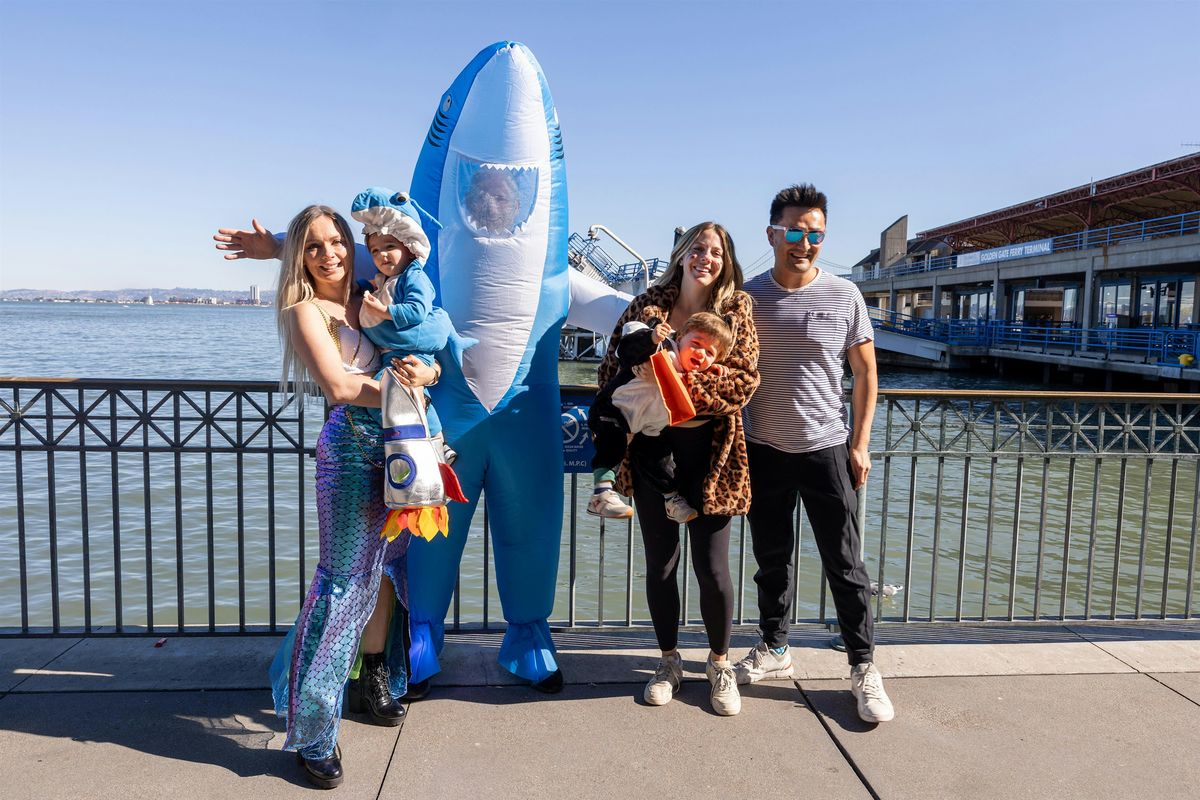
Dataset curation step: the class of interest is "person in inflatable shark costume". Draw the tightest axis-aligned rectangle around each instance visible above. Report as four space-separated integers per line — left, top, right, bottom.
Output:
213 41 629 695
402 40 630 694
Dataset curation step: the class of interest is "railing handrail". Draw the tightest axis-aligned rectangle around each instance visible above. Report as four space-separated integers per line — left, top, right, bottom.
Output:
6 377 1199 402
0 376 287 389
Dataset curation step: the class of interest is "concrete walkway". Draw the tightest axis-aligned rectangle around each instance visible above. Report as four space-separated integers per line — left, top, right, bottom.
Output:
1 622 1198 799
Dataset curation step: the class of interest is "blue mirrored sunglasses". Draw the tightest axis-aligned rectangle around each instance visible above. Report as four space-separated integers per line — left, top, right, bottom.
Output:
770 225 825 245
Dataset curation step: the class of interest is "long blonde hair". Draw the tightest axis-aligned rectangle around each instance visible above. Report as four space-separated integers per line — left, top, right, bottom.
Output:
654 221 744 310
275 205 355 396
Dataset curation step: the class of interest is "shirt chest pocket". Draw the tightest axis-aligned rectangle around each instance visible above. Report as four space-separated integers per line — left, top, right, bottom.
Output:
800 309 848 342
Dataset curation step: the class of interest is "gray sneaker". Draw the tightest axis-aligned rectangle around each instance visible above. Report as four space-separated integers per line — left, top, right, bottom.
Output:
705 658 741 716
643 653 682 706
663 492 699 524
734 642 794 685
850 662 894 723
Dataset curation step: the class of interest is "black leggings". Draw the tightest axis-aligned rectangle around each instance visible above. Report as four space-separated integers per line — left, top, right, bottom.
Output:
631 422 733 655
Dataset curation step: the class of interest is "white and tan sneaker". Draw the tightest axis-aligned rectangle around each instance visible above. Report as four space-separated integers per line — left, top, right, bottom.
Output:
705 658 741 716
663 492 699 524
643 652 683 706
850 662 894 723
734 642 794 685
587 489 634 519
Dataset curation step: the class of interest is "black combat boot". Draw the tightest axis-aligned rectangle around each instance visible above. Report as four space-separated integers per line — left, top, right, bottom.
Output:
297 744 343 789
347 652 405 725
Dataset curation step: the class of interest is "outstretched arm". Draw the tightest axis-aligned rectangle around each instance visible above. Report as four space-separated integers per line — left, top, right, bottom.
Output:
213 219 282 260
215 221 374 284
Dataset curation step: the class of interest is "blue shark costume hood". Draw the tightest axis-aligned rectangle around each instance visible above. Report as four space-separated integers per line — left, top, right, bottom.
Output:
350 187 442 262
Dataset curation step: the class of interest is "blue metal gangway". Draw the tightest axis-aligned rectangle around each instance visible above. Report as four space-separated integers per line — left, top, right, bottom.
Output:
568 232 667 287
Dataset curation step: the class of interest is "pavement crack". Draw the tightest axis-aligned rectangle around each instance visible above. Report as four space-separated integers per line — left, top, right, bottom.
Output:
1144 674 1200 708
1065 624 1150 674
374 709 406 800
794 679 882 800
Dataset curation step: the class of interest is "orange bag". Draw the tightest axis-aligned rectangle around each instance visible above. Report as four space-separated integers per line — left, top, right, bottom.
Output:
650 349 697 426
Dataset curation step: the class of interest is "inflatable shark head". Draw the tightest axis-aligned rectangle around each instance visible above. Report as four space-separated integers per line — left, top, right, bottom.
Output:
350 187 442 263
411 41 569 412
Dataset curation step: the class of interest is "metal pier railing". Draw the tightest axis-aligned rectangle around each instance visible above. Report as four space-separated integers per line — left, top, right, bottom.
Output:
867 309 1200 367
1 378 1197 636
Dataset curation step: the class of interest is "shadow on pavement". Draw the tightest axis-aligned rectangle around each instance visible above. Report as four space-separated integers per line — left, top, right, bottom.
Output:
796 687 878 734
0 689 311 786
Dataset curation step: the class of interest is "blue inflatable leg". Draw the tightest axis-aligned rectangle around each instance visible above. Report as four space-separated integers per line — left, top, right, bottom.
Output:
404 412 487 684
486 388 563 682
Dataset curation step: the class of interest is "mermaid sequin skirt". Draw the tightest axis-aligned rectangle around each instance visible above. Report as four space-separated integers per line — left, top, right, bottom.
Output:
269 405 410 759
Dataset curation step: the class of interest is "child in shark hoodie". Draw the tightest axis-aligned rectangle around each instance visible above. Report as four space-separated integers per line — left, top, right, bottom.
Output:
350 187 461 457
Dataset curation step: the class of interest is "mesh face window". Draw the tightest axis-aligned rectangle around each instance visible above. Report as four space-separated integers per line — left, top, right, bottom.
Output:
455 158 539 238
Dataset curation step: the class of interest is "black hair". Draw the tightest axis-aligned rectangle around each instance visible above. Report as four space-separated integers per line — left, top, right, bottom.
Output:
769 184 828 224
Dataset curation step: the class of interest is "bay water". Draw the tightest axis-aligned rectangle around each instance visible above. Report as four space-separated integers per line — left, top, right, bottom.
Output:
2 302 1194 632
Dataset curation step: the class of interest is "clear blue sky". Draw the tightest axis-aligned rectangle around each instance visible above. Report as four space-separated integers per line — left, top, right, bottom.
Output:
1 0 1197 291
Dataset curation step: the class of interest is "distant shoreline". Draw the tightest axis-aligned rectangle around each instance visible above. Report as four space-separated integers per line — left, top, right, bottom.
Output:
1 297 272 307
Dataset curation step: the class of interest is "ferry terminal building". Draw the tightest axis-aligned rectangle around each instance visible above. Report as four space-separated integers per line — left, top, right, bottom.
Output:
850 154 1200 388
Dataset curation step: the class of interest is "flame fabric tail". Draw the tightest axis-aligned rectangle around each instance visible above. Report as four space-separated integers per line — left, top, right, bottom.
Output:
382 506 451 542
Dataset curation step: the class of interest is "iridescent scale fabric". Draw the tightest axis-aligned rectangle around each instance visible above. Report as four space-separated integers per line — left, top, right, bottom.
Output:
269 404 409 759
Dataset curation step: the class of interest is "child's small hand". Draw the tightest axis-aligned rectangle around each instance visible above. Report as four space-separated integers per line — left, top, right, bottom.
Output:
650 323 674 344
360 292 389 327
705 363 728 376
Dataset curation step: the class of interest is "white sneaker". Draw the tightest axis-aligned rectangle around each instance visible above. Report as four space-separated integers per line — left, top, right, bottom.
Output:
733 642 794 685
643 653 682 706
705 658 741 716
850 662 894 723
587 489 634 519
663 492 699 524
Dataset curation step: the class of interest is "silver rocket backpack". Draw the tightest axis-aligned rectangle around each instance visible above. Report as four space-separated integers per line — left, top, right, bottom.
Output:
380 369 466 541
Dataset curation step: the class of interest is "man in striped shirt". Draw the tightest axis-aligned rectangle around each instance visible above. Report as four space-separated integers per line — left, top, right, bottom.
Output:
733 184 894 723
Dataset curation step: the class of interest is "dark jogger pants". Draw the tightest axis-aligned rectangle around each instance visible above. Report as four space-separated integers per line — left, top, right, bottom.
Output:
746 440 874 666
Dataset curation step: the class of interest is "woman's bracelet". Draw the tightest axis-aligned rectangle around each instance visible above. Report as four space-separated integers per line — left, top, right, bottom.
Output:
429 362 442 386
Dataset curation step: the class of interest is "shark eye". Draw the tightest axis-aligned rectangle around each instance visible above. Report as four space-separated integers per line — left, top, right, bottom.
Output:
442 94 453 113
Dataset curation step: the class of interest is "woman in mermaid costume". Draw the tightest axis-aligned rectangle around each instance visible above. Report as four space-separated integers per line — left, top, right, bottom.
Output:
265 205 440 789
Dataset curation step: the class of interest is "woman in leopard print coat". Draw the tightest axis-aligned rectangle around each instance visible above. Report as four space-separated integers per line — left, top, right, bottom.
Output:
595 221 759 715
